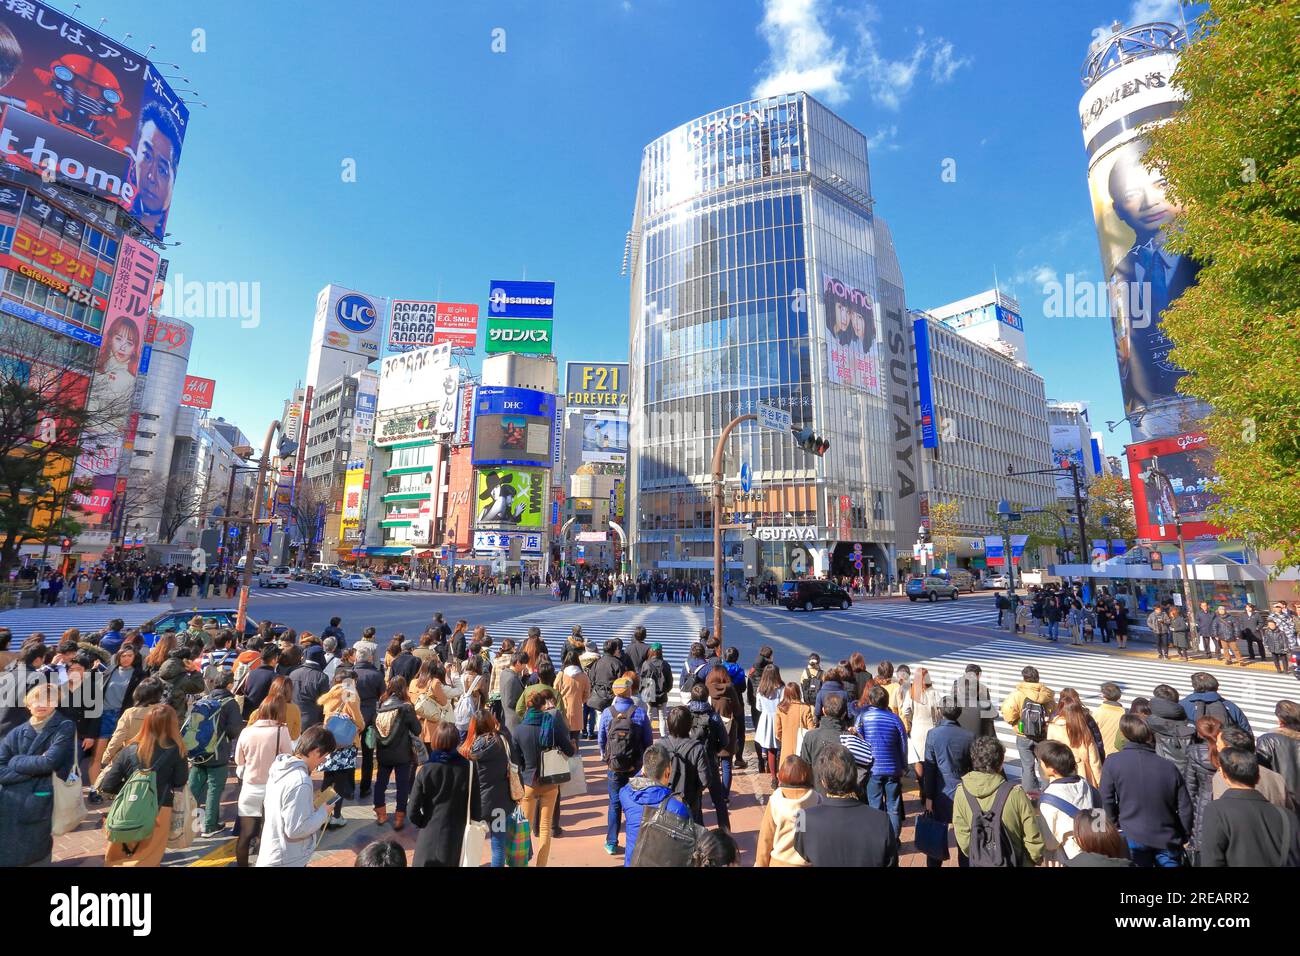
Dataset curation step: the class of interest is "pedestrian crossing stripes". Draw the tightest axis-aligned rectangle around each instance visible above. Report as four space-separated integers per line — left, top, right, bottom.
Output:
910 638 1297 780
0 602 162 642
843 599 1002 628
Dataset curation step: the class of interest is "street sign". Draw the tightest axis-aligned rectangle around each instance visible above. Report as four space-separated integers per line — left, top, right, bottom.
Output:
756 402 791 431
739 461 752 494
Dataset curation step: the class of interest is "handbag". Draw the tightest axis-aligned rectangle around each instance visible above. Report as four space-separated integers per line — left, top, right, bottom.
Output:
410 734 429 765
913 810 950 862
51 731 87 836
629 797 697 867
505 805 532 867
459 761 489 867
168 784 198 849
559 752 586 798
540 746 571 784
500 736 525 802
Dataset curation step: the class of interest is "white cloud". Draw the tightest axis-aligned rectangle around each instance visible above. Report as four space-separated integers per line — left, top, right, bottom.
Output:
1008 264 1059 291
752 0 971 110
867 125 899 151
1091 0 1186 50
753 0 851 104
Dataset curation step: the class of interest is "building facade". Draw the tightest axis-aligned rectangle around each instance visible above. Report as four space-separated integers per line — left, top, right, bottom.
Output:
628 93 921 582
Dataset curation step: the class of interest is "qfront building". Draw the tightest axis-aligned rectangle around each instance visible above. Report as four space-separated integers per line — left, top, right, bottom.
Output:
627 93 924 583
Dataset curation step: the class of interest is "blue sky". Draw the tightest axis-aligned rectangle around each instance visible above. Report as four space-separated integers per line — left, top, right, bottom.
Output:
59 0 1197 454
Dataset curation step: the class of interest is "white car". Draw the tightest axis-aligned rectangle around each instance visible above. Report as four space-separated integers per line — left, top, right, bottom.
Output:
340 573 373 591
258 566 293 588
984 573 1011 590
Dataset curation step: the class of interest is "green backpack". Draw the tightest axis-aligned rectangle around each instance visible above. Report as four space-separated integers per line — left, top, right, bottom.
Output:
105 769 159 845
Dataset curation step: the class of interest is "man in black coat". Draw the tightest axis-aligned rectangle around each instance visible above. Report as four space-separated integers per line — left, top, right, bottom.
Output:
239 645 281 721
625 626 651 675
389 640 421 685
1199 747 1300 867
796 744 897 867
352 645 386 798
586 640 627 714
290 645 331 729
1100 714 1193 866
800 694 851 792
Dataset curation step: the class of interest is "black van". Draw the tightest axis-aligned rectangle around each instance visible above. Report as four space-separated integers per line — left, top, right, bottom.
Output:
781 579 853 612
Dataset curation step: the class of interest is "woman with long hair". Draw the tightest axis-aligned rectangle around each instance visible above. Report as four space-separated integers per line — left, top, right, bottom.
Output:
232 697 293 866
92 644 145 782
383 635 404 676
372 676 421 830
144 631 176 674
460 709 515 867
755 754 820 867
410 657 452 744
265 675 301 739
847 652 872 704
773 681 814 767
316 668 363 830
408 720 481 866
554 646 590 748
753 664 784 787
99 703 188 867
1184 714 1223 863
454 657 486 742
507 687 574 867
903 667 942 781
1045 698 1103 789
488 636 517 720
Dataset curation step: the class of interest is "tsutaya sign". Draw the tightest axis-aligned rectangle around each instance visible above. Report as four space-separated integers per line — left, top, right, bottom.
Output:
753 526 821 542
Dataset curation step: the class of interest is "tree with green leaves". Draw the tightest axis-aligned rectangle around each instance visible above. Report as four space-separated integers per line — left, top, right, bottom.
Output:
1144 0 1300 572
928 500 961 569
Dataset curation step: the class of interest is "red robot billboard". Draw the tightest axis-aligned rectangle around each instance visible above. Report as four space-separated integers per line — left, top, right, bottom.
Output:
0 2 189 240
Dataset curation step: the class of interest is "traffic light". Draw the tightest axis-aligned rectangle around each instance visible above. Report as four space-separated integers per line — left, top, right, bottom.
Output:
792 425 830 457
60 537 71 553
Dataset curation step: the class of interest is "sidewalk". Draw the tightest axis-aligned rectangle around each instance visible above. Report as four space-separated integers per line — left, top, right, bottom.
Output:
50 743 946 868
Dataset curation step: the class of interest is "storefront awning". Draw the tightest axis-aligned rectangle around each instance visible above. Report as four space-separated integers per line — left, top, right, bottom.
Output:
353 546 413 557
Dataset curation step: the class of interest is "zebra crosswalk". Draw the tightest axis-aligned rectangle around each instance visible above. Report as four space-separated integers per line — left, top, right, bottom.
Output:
0 602 162 642
910 637 1297 780
844 598 1002 629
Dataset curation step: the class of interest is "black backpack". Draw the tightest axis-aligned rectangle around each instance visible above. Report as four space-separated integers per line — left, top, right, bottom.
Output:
606 708 642 773
680 660 708 696
801 675 823 706
1019 699 1048 742
1153 726 1196 776
965 780 1016 867
1192 698 1234 729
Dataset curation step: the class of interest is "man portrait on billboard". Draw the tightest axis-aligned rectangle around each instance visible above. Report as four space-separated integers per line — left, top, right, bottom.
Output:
128 100 182 239
1104 139 1199 414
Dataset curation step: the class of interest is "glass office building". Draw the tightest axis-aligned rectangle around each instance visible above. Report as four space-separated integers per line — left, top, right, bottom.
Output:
628 93 920 581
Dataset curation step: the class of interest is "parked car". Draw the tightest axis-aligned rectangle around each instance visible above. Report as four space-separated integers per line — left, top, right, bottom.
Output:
314 568 344 587
906 573 960 602
290 567 307 581
340 573 373 591
984 573 1011 590
376 575 411 591
780 579 853 612
138 609 288 648
258 566 293 588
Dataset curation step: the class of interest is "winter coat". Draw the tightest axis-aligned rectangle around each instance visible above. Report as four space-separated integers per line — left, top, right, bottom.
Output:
0 716 75 866
409 752 480 866
999 681 1055 731
1262 624 1292 657
1101 742 1192 852
755 784 819 866
157 656 205 718
638 658 672 707
554 666 590 732
1210 613 1240 644
100 740 189 812
256 754 330 867
1168 615 1191 649
794 794 897 867
352 662 385 725
774 700 815 752
854 706 908 777
239 665 279 720
659 733 713 815
950 676 996 738
586 653 625 710
953 770 1045 867
1257 728 1300 797
1147 697 1198 775
620 776 690 867
921 720 975 823
625 639 651 675
499 669 526 734
1037 775 1098 862
704 671 745 757
235 719 294 786
1046 715 1103 788
1180 692 1252 735
1199 789 1300 867
509 712 576 787
800 715 849 784
373 699 421 767
813 680 851 720
289 662 330 729
1093 701 1126 757
469 732 514 825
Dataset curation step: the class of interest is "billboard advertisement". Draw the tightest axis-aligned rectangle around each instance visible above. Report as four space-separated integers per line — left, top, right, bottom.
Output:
487 279 555 320
565 362 629 409
471 386 555 467
476 467 546 529
180 374 215 409
0 2 190 240
313 284 382 360
1080 50 1196 420
581 413 628 464
456 382 475 445
351 369 378 449
473 530 543 553
387 300 480 352
374 399 457 445
376 343 454 413
340 460 366 541
445 446 474 548
1049 424 1086 498
913 316 938 448
1126 431 1223 542
485 316 553 355
821 273 881 394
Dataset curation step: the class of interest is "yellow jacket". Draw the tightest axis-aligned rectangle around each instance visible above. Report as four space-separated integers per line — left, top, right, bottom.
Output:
1000 682 1055 727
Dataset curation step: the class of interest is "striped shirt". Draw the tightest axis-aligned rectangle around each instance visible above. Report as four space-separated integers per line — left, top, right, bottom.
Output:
201 649 239 673
839 731 874 769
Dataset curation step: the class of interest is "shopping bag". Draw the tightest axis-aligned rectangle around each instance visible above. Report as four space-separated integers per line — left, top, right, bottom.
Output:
51 733 87 836
459 762 489 866
168 786 199 849
559 753 587 798
506 806 533 867
539 747 571 784
913 810 949 862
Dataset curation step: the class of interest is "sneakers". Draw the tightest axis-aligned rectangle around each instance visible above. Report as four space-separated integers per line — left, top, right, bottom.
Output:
604 842 622 855
201 825 228 838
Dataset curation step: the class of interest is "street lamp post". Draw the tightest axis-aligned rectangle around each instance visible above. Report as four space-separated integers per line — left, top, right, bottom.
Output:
711 414 756 642
1006 462 1090 567
235 421 295 634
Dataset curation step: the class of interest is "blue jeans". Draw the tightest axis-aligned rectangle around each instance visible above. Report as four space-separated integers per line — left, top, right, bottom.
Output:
1128 840 1183 867
867 773 903 839
1046 621 1060 641
719 755 733 796
606 770 631 845
583 705 597 738
489 830 508 867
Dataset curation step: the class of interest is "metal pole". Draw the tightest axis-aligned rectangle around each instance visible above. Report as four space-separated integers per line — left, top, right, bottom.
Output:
218 467 238 574
712 414 757 643
236 421 280 634
1071 462 1089 568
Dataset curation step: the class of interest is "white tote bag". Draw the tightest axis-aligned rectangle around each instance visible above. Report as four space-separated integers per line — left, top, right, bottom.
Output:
459 761 489 867
559 753 587 798
51 731 87 836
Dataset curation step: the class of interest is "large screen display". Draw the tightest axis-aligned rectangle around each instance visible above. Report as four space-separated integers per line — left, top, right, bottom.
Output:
471 386 554 467
1126 431 1223 542
475 467 545 529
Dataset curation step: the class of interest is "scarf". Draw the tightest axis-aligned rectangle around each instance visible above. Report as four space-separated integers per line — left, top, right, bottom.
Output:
523 709 556 748
426 749 463 765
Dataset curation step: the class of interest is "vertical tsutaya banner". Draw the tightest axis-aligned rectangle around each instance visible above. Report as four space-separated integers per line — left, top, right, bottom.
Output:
821 273 881 394
0 2 190 239
912 316 938 449
70 235 157 537
1080 49 1196 419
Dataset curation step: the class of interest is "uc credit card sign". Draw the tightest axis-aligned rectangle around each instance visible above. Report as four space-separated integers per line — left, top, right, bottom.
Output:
487 279 555 319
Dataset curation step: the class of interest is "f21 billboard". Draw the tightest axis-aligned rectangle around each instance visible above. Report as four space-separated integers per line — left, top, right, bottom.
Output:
0 2 190 240
471 386 554 468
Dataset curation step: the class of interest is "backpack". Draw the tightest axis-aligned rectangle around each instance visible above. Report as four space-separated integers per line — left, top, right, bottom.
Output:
629 797 697 867
680 660 708 695
454 677 481 730
1019 699 1048 742
606 707 642 773
181 696 226 764
325 712 358 748
1192 698 1233 729
641 666 662 705
801 674 823 706
965 780 1016 867
105 768 159 846
688 709 721 754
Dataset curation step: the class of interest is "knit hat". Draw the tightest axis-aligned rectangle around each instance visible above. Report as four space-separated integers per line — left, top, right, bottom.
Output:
303 644 326 666
402 639 415 651
649 643 662 652
612 676 633 696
